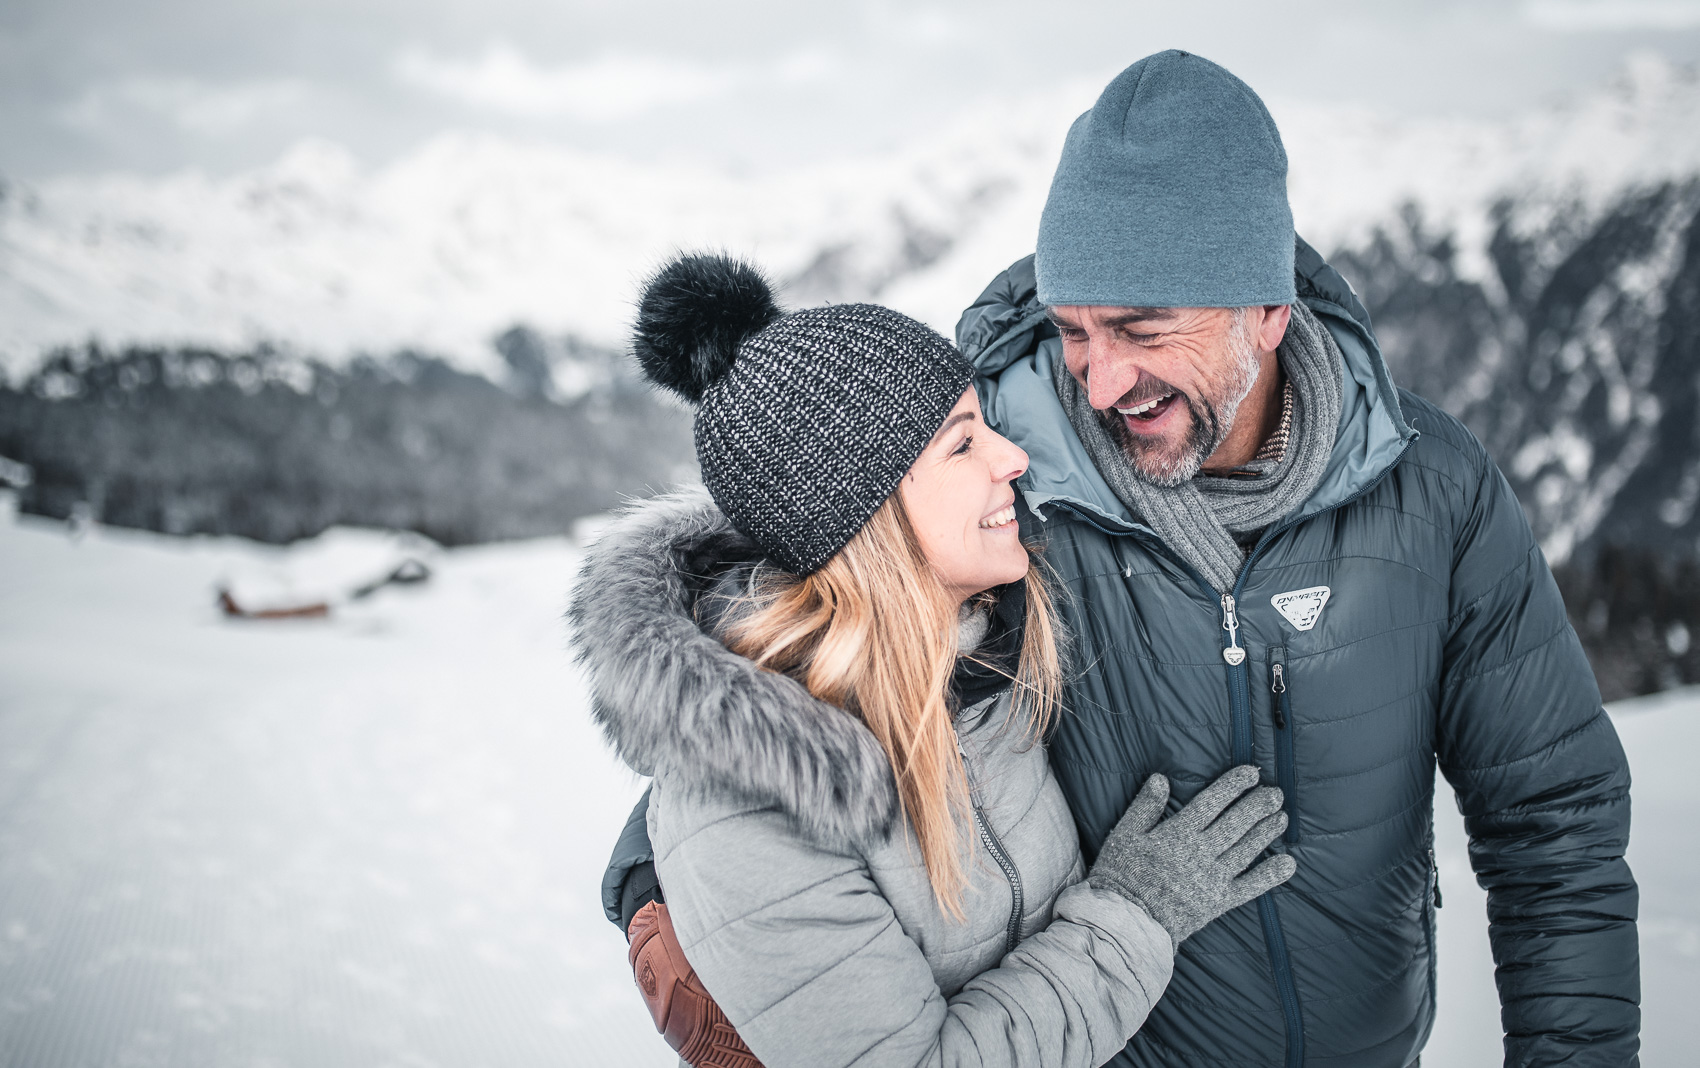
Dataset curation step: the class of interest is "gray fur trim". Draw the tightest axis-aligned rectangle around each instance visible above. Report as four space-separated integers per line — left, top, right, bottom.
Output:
566 487 900 850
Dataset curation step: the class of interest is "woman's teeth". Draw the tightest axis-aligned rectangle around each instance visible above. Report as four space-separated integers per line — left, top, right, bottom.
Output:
1116 392 1174 417
979 505 1017 529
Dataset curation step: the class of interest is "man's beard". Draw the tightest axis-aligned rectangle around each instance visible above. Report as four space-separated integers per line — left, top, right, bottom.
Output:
1095 309 1262 488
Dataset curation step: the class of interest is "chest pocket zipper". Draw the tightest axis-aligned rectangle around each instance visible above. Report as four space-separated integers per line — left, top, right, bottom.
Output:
1268 646 1300 844
960 743 1025 955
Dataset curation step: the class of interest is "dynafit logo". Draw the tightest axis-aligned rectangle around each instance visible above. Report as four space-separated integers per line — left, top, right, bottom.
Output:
1272 586 1331 632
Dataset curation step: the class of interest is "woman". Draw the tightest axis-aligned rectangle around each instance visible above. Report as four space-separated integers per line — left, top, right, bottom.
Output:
569 253 1294 1068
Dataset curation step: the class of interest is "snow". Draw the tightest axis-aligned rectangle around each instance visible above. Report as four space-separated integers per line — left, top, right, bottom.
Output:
0 497 670 1067
1424 682 1700 1067
1 495 1694 1065
5 55 1697 378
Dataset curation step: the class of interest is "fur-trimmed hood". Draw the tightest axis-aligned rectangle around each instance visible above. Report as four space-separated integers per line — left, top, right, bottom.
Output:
567 488 900 850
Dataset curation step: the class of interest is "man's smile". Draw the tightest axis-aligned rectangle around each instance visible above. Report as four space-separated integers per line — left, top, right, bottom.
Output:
1113 392 1185 435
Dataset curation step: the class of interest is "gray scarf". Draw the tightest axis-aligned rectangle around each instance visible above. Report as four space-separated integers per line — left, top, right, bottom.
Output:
1055 301 1344 592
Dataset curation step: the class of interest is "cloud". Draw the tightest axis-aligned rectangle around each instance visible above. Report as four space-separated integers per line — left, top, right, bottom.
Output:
1522 1 1700 30
60 78 309 134
391 42 833 122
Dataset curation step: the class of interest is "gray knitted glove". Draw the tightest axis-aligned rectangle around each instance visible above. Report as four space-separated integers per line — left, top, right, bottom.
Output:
1088 764 1296 946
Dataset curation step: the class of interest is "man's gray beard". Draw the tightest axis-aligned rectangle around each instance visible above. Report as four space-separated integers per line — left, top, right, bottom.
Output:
1096 309 1261 488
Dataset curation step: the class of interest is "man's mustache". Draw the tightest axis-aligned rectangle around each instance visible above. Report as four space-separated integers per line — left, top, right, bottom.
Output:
1104 375 1187 411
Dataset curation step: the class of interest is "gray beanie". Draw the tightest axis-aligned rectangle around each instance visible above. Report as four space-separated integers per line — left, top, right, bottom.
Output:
631 253 973 576
1036 49 1296 309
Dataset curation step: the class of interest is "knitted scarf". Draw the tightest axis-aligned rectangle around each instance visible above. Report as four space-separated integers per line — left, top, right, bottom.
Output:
1054 301 1344 592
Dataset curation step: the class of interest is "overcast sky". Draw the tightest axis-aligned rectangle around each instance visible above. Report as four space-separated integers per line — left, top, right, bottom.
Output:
3 0 1700 180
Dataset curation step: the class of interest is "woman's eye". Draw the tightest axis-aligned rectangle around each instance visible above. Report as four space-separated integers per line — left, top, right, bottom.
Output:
952 435 974 456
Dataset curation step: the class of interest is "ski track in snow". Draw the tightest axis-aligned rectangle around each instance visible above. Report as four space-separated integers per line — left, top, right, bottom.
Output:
0 495 1694 1066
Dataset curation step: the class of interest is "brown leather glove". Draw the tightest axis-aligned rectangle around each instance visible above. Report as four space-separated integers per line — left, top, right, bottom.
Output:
627 900 764 1068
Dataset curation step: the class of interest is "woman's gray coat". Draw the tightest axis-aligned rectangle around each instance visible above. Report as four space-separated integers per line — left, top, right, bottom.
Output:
570 490 1175 1068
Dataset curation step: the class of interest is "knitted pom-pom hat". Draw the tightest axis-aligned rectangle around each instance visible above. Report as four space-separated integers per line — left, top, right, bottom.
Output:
632 253 974 575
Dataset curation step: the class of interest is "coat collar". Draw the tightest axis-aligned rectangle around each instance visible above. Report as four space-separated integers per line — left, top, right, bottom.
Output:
567 489 901 850
955 238 1417 541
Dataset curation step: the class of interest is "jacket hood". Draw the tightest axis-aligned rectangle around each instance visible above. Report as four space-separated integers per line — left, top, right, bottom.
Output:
567 487 900 850
955 236 1417 538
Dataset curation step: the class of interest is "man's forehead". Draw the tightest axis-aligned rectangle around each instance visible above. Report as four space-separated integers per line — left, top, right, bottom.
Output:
1046 306 1182 327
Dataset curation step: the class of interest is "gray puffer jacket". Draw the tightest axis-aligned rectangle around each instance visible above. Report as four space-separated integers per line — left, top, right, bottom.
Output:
570 489 1175 1068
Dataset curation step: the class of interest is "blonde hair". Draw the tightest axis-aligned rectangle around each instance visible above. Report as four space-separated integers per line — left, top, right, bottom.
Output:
722 494 1064 919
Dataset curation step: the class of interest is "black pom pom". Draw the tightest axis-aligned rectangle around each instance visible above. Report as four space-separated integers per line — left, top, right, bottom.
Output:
632 253 783 403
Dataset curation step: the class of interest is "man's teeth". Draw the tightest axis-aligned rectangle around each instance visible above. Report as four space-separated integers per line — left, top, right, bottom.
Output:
1116 393 1173 417
979 505 1017 529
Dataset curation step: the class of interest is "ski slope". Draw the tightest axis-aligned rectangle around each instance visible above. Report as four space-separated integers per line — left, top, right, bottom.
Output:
0 497 1693 1066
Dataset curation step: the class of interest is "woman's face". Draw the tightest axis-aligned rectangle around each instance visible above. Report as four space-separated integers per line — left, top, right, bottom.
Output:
898 387 1031 603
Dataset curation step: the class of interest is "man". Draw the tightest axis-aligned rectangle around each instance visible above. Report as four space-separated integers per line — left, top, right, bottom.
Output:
602 51 1639 1067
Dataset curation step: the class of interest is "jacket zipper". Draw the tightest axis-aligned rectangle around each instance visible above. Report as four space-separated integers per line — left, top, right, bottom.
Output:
1225 440 1416 1068
1058 441 1418 1068
1221 591 1305 1068
961 744 1025 955
1268 648 1300 844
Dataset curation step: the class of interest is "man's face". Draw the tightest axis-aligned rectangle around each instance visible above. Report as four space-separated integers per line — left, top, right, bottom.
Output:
1048 305 1262 486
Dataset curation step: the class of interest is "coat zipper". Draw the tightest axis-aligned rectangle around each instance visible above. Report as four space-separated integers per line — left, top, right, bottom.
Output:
1218 440 1414 1068
1058 439 1417 1068
961 743 1025 955
1268 648 1300 844
1219 591 1304 1068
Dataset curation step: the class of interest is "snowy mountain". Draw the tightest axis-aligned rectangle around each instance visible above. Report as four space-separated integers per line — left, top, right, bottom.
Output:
0 94 1070 378
3 55 1699 694
4 57 1697 377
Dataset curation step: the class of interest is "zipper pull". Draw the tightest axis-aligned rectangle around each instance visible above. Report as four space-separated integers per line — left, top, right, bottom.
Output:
1270 662 1286 727
1221 594 1246 665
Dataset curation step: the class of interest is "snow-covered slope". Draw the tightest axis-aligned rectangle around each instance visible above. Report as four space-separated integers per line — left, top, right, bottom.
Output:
0 499 1693 1066
4 57 1698 377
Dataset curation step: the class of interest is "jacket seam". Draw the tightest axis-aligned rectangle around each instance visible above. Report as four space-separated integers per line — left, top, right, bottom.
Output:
1295 678 1432 732
1393 404 1481 474
1443 619 1573 690
1326 499 1453 538
1447 542 1540 627
1293 851 1427 900
1467 788 1630 830
652 806 779 865
1396 451 1474 501
1287 616 1447 674
1293 745 1413 787
1300 790 1428 841
1441 708 1609 776
841 993 935 1066
1255 551 1450 594
738 913 903 1026
675 866 867 940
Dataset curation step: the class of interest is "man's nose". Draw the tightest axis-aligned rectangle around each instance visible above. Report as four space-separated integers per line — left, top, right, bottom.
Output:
1084 348 1140 410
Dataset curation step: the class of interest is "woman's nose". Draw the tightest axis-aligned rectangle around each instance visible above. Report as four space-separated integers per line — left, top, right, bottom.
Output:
991 435 1028 483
